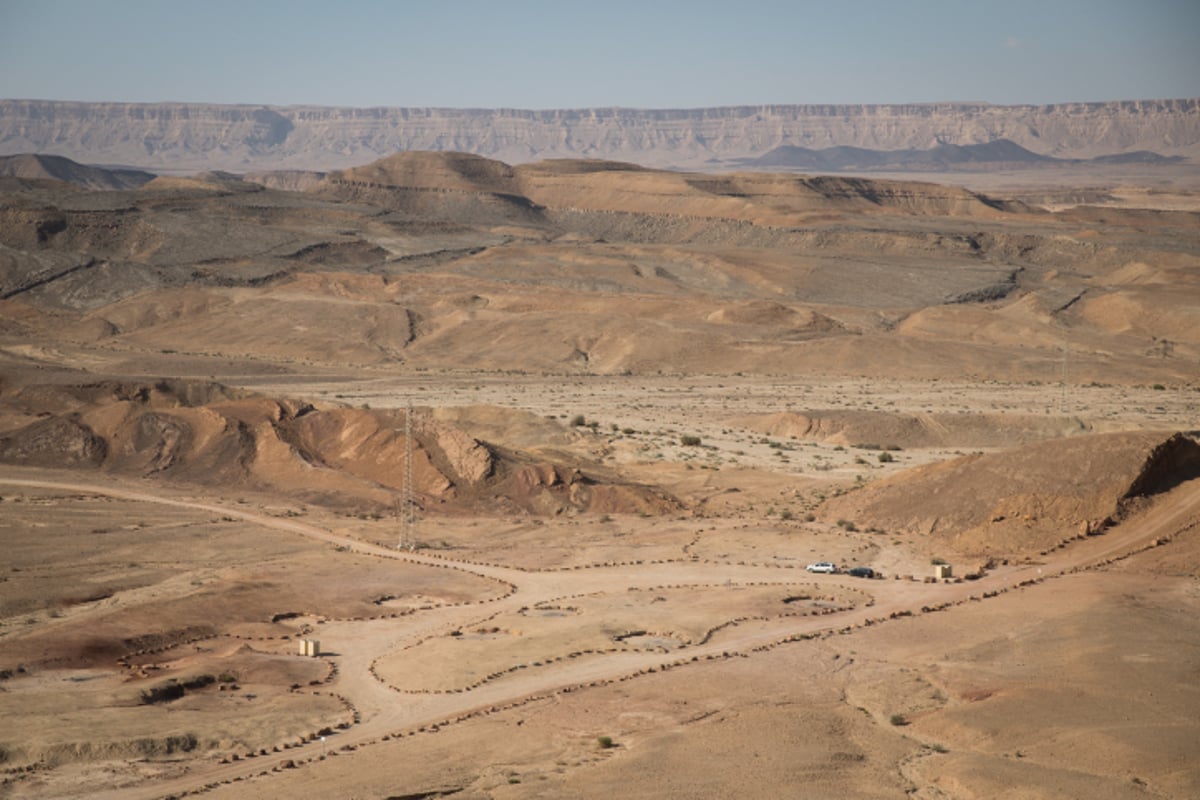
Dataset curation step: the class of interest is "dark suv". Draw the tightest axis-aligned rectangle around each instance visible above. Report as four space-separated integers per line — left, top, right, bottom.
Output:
847 566 875 578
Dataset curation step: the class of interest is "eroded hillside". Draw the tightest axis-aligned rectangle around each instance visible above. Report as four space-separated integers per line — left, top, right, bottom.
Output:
1 153 1198 800
1 153 1197 385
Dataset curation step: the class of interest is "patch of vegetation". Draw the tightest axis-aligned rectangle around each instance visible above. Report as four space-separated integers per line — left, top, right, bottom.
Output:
596 735 616 749
570 414 587 427
878 451 895 463
139 684 183 706
679 434 702 447
140 674 215 705
889 714 909 726
931 557 948 566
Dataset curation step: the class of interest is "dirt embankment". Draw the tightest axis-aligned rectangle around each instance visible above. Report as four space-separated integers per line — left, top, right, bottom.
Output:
728 408 1090 449
819 431 1200 557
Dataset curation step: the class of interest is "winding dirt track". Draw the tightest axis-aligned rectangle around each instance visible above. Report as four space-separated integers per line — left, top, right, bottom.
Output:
3 475 1196 800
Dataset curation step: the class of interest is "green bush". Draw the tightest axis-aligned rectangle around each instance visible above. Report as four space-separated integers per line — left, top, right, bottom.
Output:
597 735 615 749
878 451 895 463
679 435 702 447
570 414 587 427
889 714 909 726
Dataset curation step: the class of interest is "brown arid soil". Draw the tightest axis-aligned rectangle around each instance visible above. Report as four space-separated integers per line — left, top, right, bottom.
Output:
0 152 1198 799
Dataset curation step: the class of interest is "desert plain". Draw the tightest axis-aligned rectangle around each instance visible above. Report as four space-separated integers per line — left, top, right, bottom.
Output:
0 149 1198 799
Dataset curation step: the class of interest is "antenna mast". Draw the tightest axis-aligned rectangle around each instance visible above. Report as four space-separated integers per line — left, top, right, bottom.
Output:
400 401 416 551
1060 331 1070 415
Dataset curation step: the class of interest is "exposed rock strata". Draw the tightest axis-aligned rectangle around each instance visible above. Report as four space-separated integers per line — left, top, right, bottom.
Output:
1 98 1196 172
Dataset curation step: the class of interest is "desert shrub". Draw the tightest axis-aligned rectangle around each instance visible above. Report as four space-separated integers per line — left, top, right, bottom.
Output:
804 512 816 522
780 509 794 520
878 451 895 463
141 674 216 705
181 674 215 691
679 435 702 447
140 682 186 705
931 557 948 565
597 736 615 749
570 414 586 427
163 733 199 754
1152 384 1166 390
889 714 909 726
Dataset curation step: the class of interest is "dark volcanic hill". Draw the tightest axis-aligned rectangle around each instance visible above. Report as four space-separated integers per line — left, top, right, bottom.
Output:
0 153 156 189
743 139 1185 171
0 98 1196 173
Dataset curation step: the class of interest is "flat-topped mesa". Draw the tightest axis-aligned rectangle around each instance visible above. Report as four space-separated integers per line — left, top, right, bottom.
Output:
2 98 1196 172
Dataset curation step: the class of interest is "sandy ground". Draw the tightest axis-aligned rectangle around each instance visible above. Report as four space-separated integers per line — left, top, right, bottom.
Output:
1 437 1196 798
1 159 1198 798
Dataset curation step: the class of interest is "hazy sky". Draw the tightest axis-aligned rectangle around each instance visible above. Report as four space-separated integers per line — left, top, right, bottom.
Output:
1 0 1197 108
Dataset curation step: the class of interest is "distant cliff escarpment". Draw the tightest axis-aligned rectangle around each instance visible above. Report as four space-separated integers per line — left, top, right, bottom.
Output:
0 98 1196 173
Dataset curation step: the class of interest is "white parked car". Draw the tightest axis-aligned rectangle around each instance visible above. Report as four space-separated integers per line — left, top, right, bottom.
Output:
806 561 838 574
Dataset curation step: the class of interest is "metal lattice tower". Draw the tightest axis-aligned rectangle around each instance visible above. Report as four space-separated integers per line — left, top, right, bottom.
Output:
400 402 416 551
1060 331 1070 415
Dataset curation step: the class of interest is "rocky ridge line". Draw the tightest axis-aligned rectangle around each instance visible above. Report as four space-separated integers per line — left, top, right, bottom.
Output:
0 98 1196 172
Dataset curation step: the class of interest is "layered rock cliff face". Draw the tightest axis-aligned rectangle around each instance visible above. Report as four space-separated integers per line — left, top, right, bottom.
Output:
0 98 1196 172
